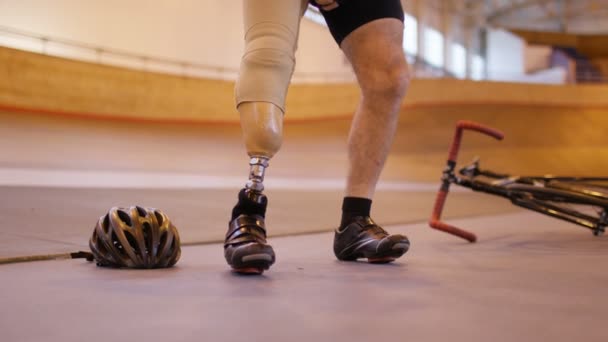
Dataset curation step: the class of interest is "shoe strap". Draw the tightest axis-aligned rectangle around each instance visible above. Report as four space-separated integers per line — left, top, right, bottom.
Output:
357 217 389 237
225 215 267 246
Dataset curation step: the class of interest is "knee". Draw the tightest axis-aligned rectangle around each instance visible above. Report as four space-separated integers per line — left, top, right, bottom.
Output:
389 62 411 98
235 22 297 111
242 22 296 70
360 58 411 101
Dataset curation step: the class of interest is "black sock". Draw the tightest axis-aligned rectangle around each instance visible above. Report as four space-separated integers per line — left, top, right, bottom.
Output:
340 196 372 227
231 188 268 221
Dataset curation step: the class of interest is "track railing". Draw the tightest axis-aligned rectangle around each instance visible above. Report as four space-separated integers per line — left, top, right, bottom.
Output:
0 25 357 83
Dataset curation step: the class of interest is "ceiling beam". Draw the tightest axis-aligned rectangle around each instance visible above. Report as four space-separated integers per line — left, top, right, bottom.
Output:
486 0 558 23
529 6 608 22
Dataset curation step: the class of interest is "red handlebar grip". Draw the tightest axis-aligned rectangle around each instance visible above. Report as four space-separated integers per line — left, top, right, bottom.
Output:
429 219 477 243
448 120 504 162
429 190 477 243
457 120 505 140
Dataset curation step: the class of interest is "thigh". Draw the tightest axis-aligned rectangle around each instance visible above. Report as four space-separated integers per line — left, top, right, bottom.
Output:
243 0 309 40
318 0 404 46
236 0 310 111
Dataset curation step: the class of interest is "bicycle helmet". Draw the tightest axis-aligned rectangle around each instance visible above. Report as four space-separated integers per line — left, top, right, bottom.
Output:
89 206 181 268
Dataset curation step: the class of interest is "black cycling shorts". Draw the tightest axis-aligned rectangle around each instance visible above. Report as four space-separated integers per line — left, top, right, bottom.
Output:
312 0 405 45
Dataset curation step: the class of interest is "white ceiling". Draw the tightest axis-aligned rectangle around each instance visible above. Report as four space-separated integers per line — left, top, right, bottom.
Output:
446 0 608 34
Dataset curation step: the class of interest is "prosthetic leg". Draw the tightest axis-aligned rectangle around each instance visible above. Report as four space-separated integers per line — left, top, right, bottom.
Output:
224 103 283 274
224 0 308 274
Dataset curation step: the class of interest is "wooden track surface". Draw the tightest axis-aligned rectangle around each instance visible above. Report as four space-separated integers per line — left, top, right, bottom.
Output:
2 46 608 123
1 106 607 182
1 46 608 259
1 104 607 259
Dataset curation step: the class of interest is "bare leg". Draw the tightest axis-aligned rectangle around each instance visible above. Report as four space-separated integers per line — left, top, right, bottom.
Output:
332 18 411 264
341 19 410 199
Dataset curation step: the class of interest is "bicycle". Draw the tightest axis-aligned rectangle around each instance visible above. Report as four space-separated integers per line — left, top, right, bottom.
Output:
429 120 608 242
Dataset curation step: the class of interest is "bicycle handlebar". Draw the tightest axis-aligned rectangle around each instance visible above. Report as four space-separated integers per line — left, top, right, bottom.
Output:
446 121 504 163
429 120 504 242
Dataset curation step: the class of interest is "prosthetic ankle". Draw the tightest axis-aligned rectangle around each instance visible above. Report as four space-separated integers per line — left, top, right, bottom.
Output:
246 156 269 192
230 157 271 221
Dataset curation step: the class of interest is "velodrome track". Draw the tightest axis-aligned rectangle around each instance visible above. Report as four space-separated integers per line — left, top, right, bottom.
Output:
1 103 607 341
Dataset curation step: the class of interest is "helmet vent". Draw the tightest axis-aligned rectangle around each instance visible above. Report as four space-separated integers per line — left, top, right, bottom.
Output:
124 230 140 254
154 211 164 226
102 214 110 233
117 210 132 227
111 231 126 256
142 222 152 253
159 231 168 251
136 206 147 218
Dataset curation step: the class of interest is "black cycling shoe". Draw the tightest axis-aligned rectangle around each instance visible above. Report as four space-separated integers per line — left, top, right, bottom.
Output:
224 214 275 274
334 216 410 263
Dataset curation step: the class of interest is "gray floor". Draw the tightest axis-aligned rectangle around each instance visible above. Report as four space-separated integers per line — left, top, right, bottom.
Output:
1 211 606 342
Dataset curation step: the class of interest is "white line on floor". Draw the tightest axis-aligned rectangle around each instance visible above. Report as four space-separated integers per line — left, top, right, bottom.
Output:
0 167 466 192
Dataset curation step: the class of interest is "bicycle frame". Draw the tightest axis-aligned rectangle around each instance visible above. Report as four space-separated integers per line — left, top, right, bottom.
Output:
429 120 608 242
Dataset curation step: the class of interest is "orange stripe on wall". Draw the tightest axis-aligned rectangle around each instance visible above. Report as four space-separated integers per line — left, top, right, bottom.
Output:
2 101 608 127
